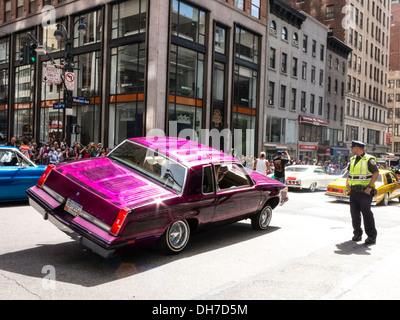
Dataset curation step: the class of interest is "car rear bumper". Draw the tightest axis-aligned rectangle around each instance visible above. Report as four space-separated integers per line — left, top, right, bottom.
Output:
27 186 116 258
325 192 378 205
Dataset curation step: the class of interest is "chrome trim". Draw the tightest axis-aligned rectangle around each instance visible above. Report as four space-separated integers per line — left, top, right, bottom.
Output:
42 185 65 204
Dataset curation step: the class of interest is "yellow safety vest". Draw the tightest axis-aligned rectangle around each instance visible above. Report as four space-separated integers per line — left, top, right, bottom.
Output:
348 153 376 187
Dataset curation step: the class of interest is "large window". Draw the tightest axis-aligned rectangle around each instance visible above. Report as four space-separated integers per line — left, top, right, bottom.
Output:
68 52 102 145
0 69 8 144
233 64 258 156
40 58 65 143
109 43 146 146
212 23 228 131
73 9 103 47
111 0 147 39
169 45 204 137
169 1 206 140
233 26 259 157
266 116 285 144
171 0 206 45
235 27 259 64
14 65 35 139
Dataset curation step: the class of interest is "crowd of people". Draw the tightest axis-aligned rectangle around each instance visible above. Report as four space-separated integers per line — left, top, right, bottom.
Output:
239 152 349 176
6 136 110 165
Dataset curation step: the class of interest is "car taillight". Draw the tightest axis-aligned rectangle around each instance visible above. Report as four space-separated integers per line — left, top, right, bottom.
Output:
37 164 55 187
110 207 130 236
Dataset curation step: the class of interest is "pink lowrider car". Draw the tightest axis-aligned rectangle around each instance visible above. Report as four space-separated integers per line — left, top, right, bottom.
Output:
27 137 288 257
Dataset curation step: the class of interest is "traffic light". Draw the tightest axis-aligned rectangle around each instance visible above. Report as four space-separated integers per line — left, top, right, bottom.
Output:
28 42 37 64
19 42 29 65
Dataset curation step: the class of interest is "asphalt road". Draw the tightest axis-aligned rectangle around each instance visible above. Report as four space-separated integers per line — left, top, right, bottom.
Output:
0 190 399 300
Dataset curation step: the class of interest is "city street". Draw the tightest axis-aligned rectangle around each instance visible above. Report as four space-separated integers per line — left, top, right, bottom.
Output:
0 190 399 301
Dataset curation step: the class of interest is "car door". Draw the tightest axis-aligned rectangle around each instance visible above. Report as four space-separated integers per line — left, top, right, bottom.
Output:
386 172 400 199
212 163 260 223
0 150 39 200
313 167 331 188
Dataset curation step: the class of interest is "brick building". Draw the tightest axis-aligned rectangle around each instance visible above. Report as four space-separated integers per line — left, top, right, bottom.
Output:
282 0 391 155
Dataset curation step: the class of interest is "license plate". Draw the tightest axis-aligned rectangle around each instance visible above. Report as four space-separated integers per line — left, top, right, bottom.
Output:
65 198 82 217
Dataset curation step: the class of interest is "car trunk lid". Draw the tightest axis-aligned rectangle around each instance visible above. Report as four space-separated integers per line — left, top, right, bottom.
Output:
44 157 174 226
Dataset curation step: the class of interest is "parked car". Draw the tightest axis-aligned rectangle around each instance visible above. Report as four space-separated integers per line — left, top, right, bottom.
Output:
285 165 338 192
0 146 46 202
27 137 288 258
325 169 400 205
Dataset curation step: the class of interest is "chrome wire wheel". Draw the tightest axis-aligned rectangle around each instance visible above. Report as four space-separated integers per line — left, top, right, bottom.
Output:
168 220 189 250
160 220 190 254
251 206 272 230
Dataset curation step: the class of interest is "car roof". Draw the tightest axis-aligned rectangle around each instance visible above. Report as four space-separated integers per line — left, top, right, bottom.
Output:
130 136 237 168
0 146 17 151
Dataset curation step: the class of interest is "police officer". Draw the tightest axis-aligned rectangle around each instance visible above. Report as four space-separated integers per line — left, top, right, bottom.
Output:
346 140 379 245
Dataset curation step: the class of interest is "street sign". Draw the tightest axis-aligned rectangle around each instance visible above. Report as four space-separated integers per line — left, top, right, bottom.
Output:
43 66 61 84
72 97 90 105
53 102 66 109
65 71 75 91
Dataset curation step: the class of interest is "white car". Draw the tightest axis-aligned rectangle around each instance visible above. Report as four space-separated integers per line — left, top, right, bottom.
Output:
284 165 338 192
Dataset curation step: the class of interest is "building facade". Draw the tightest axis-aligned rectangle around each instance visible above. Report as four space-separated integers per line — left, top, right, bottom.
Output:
282 0 391 156
265 0 350 162
0 0 268 157
388 1 400 154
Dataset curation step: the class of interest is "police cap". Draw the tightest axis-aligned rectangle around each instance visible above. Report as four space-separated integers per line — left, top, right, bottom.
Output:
351 140 366 148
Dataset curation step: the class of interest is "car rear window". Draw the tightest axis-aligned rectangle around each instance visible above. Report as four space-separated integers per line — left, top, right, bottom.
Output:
108 140 187 193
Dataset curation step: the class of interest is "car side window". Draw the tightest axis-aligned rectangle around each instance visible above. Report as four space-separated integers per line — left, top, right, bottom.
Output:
385 173 393 184
0 151 18 166
314 168 325 174
202 165 214 194
215 163 251 191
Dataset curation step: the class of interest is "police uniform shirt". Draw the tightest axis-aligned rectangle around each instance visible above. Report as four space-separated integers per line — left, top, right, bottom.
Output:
346 153 379 174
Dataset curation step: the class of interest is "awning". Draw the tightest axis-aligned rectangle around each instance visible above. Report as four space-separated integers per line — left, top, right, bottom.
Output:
298 115 328 126
330 147 349 156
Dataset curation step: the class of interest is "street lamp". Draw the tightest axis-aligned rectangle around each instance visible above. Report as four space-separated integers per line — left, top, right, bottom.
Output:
53 18 86 108
53 17 87 71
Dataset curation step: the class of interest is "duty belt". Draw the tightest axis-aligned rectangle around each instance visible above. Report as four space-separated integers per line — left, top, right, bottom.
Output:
349 174 373 180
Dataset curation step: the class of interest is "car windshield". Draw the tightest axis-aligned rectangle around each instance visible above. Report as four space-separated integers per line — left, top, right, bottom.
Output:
108 140 186 193
285 167 309 172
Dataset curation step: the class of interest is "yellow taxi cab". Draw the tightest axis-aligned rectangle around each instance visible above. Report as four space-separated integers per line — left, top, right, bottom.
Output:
325 169 400 206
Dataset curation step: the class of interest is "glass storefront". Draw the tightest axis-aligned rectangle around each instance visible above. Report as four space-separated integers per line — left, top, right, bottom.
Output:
40 58 65 143
232 25 259 157
109 43 145 146
168 44 204 138
14 64 34 139
68 51 101 145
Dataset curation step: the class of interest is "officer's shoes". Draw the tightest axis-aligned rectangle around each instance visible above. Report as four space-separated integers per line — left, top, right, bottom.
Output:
352 235 362 241
364 238 376 245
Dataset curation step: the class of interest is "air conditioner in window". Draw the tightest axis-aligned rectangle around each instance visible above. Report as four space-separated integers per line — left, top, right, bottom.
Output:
268 100 274 105
293 40 298 46
270 29 277 35
301 107 307 112
281 68 287 73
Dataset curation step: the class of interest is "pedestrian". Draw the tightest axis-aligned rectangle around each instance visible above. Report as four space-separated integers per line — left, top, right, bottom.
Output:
345 140 379 245
254 151 270 176
273 150 290 183
48 146 59 164
6 136 17 148
19 138 31 159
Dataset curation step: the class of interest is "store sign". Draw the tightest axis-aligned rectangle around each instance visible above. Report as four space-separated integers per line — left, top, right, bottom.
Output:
299 144 318 150
298 115 328 126
386 133 392 144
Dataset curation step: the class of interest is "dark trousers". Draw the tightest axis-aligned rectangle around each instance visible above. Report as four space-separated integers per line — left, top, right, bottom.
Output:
349 191 377 239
